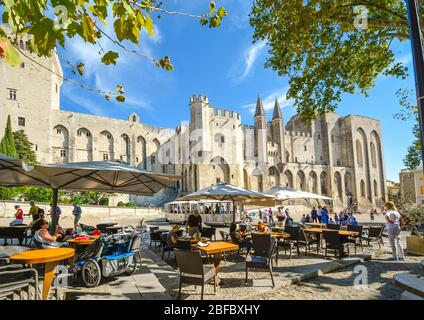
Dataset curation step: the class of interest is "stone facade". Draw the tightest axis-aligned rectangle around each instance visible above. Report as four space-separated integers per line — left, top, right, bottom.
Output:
0 44 387 212
399 167 424 205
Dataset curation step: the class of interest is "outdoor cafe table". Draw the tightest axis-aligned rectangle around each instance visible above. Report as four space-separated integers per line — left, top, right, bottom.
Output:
303 228 359 252
192 241 239 285
245 232 290 240
67 235 101 246
303 228 359 237
10 248 75 300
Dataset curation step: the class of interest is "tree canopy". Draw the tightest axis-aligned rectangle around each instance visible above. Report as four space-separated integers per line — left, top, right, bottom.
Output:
0 115 17 157
249 0 422 122
13 130 38 165
0 0 227 102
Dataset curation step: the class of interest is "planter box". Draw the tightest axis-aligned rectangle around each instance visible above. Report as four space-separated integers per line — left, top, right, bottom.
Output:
406 236 424 256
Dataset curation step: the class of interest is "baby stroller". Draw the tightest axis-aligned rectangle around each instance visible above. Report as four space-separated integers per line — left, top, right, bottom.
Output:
75 229 141 287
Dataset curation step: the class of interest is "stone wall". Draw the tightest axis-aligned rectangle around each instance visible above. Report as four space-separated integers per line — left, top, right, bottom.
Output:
0 201 162 219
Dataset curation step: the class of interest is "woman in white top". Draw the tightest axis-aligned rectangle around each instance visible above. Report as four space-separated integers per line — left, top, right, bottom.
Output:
384 201 405 261
32 219 68 248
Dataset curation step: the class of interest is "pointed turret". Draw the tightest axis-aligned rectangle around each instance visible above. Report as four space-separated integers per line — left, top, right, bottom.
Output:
272 98 283 120
254 96 265 117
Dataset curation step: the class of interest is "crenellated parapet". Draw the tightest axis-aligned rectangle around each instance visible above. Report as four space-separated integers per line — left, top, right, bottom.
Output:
190 94 209 104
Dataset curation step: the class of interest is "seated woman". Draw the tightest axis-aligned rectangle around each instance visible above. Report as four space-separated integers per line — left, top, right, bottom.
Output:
33 219 69 248
9 205 24 225
257 221 271 233
229 222 252 252
166 225 180 248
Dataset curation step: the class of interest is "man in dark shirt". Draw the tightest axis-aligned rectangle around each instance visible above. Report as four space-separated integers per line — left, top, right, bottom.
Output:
186 210 202 238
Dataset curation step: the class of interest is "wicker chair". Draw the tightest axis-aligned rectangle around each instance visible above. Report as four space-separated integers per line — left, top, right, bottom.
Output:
175 249 216 300
245 233 277 287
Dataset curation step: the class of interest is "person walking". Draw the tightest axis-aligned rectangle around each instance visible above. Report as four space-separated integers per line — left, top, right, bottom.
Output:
384 201 405 261
311 207 318 223
29 200 40 222
276 207 286 227
317 206 323 223
185 210 202 238
268 207 274 226
49 203 61 230
72 202 82 233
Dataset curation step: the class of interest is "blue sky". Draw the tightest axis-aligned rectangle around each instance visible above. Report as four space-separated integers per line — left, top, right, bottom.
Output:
58 0 416 182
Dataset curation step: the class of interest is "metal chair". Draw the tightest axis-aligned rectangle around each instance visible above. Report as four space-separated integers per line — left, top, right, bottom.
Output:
176 239 192 251
201 227 216 241
326 224 341 230
149 230 162 248
245 233 277 287
129 233 142 267
149 226 159 232
0 265 39 300
322 230 352 260
362 225 384 249
219 231 230 241
160 233 174 259
346 225 364 253
175 249 216 300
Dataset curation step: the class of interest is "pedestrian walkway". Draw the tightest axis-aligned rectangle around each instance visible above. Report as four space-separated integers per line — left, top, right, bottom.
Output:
66 243 178 300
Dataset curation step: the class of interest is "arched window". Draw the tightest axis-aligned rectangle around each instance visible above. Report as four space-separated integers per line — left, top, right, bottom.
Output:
284 170 293 188
297 170 306 191
334 172 342 198
320 172 327 195
370 142 377 168
373 180 378 197
356 140 363 166
360 180 366 198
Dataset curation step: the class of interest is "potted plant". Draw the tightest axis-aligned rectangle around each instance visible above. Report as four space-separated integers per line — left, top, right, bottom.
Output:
402 206 424 256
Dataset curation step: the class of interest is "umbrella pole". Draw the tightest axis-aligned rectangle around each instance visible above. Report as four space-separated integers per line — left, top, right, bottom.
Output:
233 200 236 223
52 188 59 230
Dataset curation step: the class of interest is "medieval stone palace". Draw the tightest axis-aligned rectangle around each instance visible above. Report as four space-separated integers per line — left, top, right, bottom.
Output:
0 41 387 212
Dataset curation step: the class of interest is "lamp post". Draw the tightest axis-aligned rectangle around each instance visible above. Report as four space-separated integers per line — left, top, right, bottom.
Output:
405 0 424 171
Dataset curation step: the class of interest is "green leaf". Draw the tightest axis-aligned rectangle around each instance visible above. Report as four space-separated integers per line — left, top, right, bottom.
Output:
145 14 154 37
101 51 119 65
105 95 111 101
76 63 85 76
116 95 126 102
3 41 22 67
116 84 125 94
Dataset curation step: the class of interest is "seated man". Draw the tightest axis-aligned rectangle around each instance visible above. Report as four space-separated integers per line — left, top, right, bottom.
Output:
32 219 69 248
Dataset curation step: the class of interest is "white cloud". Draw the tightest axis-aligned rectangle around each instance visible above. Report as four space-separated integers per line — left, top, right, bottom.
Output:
227 41 266 83
242 41 266 78
240 87 293 114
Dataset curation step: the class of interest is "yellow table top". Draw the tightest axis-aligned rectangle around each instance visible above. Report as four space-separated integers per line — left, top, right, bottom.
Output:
192 241 239 255
304 228 359 236
10 248 75 264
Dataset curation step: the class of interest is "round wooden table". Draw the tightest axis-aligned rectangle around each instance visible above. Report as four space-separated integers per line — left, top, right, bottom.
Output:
67 237 98 246
10 248 75 300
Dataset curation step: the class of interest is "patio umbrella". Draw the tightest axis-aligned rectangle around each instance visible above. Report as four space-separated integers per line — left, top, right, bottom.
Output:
178 183 275 222
0 156 181 228
265 186 332 202
0 154 50 188
33 160 181 195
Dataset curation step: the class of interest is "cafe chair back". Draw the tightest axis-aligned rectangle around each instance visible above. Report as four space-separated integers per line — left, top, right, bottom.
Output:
175 249 216 300
245 235 277 287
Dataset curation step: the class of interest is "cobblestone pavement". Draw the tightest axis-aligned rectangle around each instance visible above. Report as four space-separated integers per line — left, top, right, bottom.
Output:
250 249 423 300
